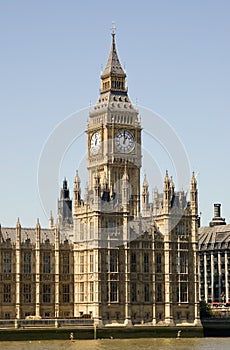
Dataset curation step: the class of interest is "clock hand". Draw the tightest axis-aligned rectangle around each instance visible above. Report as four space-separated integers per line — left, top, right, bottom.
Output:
123 130 127 144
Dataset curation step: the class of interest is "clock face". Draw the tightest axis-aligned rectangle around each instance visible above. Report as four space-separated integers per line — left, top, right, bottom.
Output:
115 129 135 153
90 132 101 155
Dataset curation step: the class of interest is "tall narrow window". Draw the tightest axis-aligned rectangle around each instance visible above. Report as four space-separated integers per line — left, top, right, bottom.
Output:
156 283 162 302
144 253 149 273
89 253 94 273
178 223 184 235
110 250 118 272
156 253 162 273
180 283 188 302
180 252 188 273
131 252 136 272
43 253 51 273
43 284 51 303
62 284 70 303
3 284 11 303
131 282 137 302
79 282 84 302
144 284 150 302
80 222 84 240
80 253 84 273
3 252 11 273
23 284 31 303
90 221 94 239
90 282 94 302
106 253 109 272
24 252 31 273
110 282 118 302
62 253 69 274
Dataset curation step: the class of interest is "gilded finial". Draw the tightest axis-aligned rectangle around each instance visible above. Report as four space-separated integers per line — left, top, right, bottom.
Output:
111 22 116 35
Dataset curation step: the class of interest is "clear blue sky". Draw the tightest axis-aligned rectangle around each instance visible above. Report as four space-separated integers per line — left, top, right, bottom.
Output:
0 0 229 227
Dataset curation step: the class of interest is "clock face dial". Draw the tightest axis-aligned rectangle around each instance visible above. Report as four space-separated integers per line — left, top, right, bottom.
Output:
90 132 101 155
115 130 135 153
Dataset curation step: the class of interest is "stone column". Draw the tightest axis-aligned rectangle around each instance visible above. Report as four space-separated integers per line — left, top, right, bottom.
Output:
35 219 41 317
15 219 21 320
54 227 60 318
73 244 78 317
152 239 156 325
164 217 173 325
204 253 208 301
225 251 229 302
211 253 214 301
218 251 221 302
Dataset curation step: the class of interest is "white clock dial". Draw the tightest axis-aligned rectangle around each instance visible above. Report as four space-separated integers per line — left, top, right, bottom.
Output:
90 132 101 155
115 130 135 153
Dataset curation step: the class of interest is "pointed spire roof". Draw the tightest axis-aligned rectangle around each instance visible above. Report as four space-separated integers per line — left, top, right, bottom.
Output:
142 174 148 188
101 31 126 79
190 171 197 187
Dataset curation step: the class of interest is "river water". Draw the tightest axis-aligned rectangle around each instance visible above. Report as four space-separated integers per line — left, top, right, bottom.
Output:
0 338 229 350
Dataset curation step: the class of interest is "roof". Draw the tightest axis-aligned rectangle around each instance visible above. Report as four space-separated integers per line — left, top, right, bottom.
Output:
0 226 73 245
199 224 230 246
101 33 126 79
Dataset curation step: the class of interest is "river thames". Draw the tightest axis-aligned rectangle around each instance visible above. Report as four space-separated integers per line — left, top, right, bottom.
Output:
0 338 229 350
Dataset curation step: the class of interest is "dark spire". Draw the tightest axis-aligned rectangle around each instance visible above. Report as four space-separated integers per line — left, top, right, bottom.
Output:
60 178 70 200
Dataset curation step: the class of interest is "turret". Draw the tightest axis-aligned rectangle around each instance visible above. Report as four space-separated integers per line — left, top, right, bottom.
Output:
49 211 54 229
58 178 73 227
122 165 130 212
190 172 198 215
93 170 101 208
142 174 149 215
73 170 82 209
163 170 171 212
84 182 89 205
16 217 21 245
169 176 175 202
36 218 41 244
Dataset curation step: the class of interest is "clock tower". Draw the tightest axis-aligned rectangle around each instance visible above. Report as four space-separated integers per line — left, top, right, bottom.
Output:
87 30 142 217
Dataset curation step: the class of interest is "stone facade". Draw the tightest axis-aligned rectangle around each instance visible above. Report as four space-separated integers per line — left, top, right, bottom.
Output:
199 204 230 304
0 32 200 326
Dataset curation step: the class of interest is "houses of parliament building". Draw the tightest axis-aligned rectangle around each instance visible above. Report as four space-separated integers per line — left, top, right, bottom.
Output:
0 32 201 326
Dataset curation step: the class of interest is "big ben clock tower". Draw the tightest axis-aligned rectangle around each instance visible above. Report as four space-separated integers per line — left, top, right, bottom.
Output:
87 29 142 217
73 29 142 325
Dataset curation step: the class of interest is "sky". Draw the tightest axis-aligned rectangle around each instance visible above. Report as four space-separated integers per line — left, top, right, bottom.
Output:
0 0 229 228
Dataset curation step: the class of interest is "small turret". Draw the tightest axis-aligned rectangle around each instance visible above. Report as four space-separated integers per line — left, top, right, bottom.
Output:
163 170 171 212
49 211 54 229
16 217 21 232
16 217 21 246
84 182 89 204
58 178 73 227
74 171 82 207
36 218 41 246
122 165 130 212
142 174 149 214
93 170 101 208
190 172 198 215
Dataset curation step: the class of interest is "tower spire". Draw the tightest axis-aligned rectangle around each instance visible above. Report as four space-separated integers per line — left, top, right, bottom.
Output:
100 28 126 93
